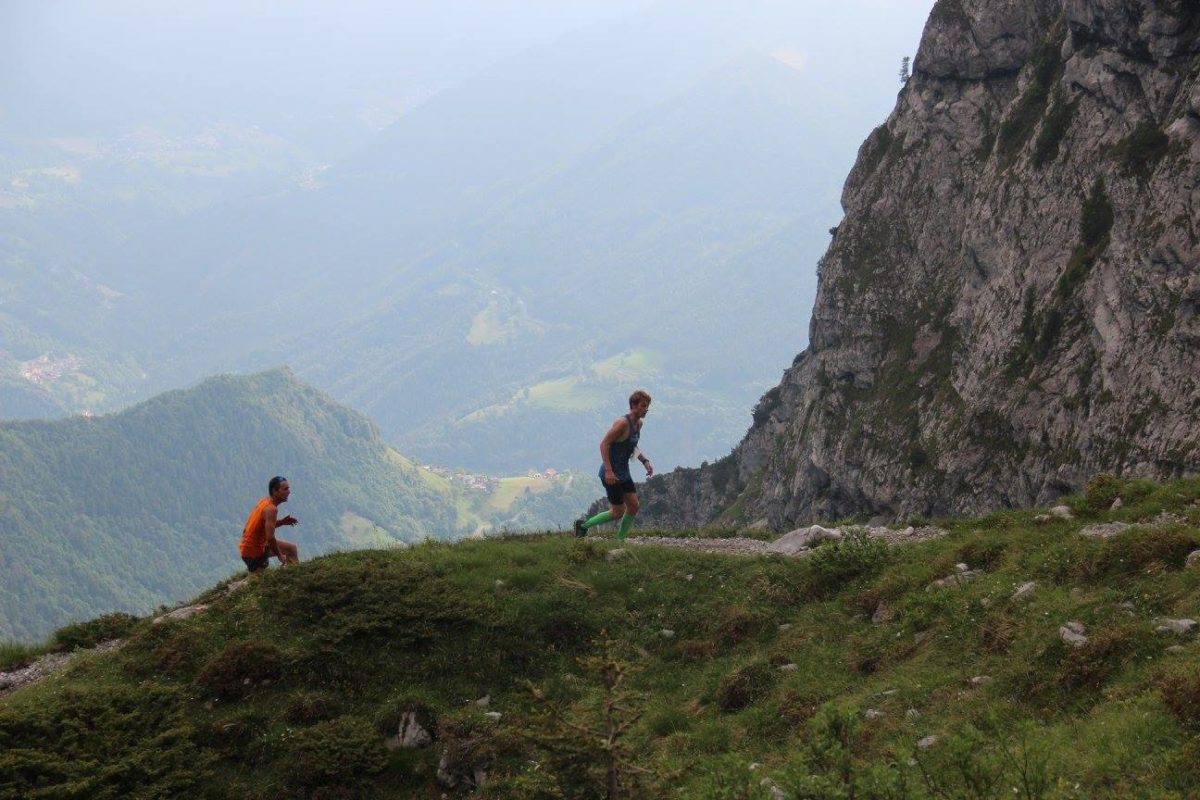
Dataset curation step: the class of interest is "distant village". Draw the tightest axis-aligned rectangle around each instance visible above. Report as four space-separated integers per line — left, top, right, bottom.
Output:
421 465 565 492
19 355 81 385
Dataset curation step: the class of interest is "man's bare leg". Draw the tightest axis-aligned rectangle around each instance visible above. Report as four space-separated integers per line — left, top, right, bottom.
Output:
272 539 300 565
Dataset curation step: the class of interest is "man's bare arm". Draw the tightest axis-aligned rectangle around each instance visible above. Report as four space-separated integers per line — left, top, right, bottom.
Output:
635 446 654 477
263 505 279 553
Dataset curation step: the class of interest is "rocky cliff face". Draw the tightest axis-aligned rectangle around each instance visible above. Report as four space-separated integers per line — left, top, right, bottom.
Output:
641 0 1200 528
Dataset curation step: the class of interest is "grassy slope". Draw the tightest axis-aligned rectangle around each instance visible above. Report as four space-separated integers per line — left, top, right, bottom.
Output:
4 476 1200 799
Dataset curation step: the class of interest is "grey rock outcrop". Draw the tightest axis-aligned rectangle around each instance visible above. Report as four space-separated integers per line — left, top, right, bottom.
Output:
766 524 843 554
1012 580 1037 601
639 0 1200 529
1156 618 1198 635
387 711 434 749
1061 620 1089 647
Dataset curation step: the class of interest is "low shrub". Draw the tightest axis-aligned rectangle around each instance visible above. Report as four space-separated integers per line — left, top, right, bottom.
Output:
0 684 214 798
567 538 604 564
123 622 208 680
0 639 42 672
803 528 890 597
436 712 516 791
1078 527 1199 581
284 716 388 792
285 691 341 726
372 694 438 739
1085 473 1123 512
52 612 139 651
197 709 270 760
1057 625 1144 692
1159 667 1200 732
980 611 1019 654
956 534 1010 570
197 640 285 699
717 662 775 712
1115 119 1170 178
706 605 771 647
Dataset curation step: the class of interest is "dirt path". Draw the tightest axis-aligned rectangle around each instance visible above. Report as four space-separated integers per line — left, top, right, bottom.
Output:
625 525 948 555
0 577 249 701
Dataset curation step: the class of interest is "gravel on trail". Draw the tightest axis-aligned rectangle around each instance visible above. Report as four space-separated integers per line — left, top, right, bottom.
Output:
623 526 947 556
0 639 125 698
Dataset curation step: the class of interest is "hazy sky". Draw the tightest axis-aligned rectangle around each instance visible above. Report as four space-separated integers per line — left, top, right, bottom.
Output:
1 0 935 146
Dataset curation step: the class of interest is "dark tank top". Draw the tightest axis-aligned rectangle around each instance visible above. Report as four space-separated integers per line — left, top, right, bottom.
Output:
599 413 640 482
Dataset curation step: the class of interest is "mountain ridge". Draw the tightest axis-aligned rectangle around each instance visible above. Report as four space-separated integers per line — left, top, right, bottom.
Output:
0 367 469 640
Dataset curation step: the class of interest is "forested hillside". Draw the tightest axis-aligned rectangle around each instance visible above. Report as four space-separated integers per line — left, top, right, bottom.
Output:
0 368 468 641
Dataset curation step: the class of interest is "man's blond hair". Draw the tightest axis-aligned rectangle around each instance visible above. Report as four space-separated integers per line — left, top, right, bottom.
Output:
629 389 652 408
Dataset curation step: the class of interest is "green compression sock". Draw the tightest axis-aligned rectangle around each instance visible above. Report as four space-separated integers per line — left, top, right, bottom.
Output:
584 510 613 529
617 514 634 541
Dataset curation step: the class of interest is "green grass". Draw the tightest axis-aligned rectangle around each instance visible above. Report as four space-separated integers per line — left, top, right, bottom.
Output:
4 477 1200 798
0 640 43 672
526 377 606 411
591 349 663 381
487 475 554 511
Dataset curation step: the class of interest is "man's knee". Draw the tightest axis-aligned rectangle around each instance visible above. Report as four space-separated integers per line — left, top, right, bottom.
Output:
625 496 640 515
610 504 627 517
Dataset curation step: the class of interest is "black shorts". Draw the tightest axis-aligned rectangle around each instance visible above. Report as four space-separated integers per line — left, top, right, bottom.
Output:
242 553 271 572
603 477 637 505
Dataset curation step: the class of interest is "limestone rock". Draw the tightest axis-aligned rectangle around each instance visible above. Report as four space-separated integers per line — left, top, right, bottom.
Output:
1060 621 1089 648
387 711 433 749
636 0 1200 529
605 549 627 563
1156 619 1198 636
1012 581 1036 601
1080 522 1132 538
766 525 842 555
153 604 208 625
927 569 980 591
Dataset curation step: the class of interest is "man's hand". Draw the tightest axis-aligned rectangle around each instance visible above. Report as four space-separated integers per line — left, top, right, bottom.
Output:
603 467 618 485
279 515 299 527
642 460 654 477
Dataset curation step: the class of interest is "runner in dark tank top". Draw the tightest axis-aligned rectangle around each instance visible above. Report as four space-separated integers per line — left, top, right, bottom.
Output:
574 390 654 542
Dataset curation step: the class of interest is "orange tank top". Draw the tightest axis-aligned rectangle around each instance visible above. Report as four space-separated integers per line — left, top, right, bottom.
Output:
239 496 276 557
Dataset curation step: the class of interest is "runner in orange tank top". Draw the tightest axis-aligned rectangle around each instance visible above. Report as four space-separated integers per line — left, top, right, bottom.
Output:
240 476 299 573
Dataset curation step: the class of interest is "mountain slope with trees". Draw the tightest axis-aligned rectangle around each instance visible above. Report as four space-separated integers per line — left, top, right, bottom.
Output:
0 368 469 640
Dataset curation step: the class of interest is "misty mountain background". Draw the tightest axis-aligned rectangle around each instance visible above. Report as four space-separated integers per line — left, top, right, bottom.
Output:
0 0 933 475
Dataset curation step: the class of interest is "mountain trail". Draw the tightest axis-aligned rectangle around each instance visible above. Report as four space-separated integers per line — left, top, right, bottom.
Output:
622 524 947 555
0 577 251 700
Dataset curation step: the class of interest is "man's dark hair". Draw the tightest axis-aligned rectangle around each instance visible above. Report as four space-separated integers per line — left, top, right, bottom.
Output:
269 476 287 494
